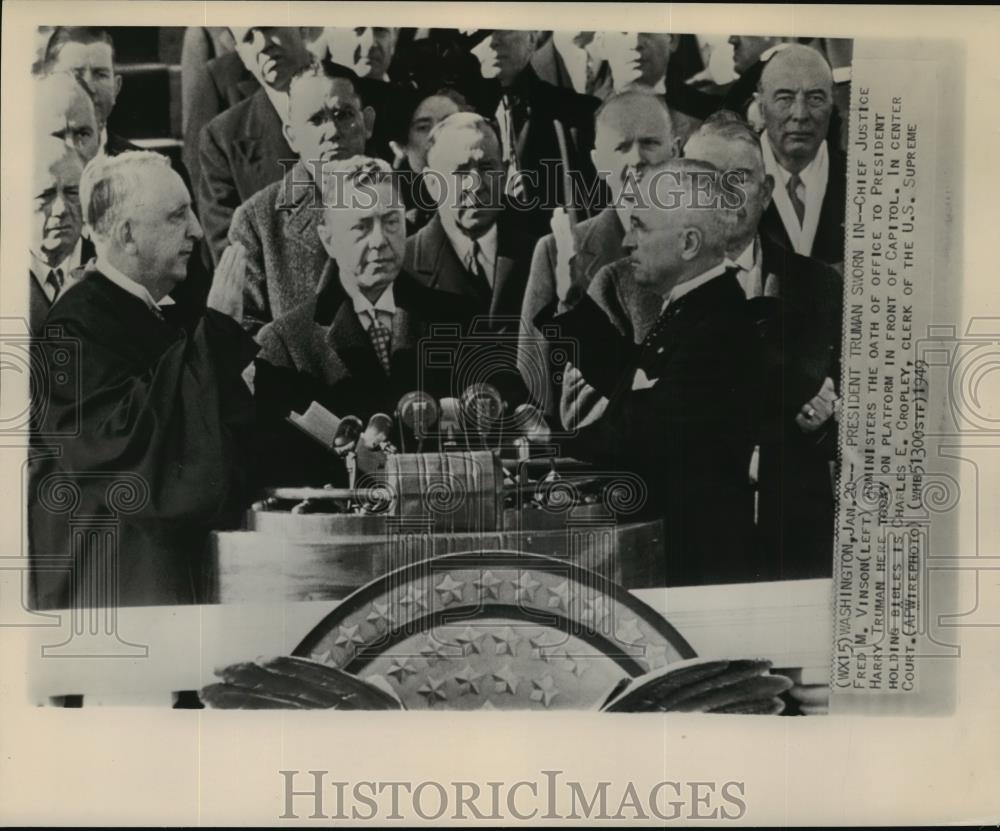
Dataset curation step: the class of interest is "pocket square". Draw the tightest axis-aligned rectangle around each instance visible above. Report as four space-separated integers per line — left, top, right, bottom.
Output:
631 368 658 390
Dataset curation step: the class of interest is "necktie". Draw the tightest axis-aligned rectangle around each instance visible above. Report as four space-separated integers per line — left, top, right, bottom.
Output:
467 239 492 299
46 268 65 302
787 173 806 226
367 310 392 375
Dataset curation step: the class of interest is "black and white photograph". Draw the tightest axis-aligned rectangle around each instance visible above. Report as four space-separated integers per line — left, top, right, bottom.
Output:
1 2 997 826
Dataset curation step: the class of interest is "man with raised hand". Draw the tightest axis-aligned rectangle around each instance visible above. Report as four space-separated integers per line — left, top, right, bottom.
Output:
517 88 678 416
538 159 764 586
29 151 258 609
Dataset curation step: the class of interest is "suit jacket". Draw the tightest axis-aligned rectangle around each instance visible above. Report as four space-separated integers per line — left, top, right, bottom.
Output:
748 233 843 580
228 160 329 336
404 213 536 327
28 237 96 338
517 207 631 415
474 65 602 235
183 49 257 203
253 268 481 486
28 270 258 609
529 37 614 100
198 88 294 265
542 270 765 586
759 146 848 268
404 213 537 406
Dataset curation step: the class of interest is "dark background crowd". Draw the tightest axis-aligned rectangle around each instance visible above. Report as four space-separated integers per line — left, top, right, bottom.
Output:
28 26 852 609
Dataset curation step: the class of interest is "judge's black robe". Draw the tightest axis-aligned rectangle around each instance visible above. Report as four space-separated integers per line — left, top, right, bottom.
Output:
28 270 258 609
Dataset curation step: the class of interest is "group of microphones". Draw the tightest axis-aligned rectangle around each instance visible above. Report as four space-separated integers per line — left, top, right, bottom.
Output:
263 385 558 515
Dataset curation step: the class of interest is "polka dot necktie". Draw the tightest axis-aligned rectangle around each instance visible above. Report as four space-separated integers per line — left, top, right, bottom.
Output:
367 310 392 376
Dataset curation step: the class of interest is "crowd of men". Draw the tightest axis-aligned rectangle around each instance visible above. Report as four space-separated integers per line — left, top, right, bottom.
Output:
28 26 848 608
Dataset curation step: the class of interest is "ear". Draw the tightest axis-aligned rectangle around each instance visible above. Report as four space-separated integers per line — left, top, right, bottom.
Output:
283 121 298 154
112 73 123 103
671 136 682 159
667 34 680 54
761 173 775 211
115 217 135 252
680 227 702 261
362 106 376 140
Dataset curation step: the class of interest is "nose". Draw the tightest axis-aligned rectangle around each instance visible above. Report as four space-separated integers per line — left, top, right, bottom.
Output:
251 29 267 51
368 219 387 248
187 208 204 241
621 143 642 169
357 28 375 52
728 35 739 47
622 227 637 252
790 92 809 120
623 32 640 51
50 190 67 218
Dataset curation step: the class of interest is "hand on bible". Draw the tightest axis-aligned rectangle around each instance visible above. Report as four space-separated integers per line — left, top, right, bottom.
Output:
207 243 247 323
796 376 838 434
551 207 577 304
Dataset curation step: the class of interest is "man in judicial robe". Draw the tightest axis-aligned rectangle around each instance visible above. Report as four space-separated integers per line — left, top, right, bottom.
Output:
253 157 482 486
538 159 764 586
29 151 258 610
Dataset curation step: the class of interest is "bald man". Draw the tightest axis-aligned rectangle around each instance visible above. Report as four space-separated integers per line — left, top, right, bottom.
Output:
757 44 846 267
538 159 764 586
517 88 677 416
33 72 100 163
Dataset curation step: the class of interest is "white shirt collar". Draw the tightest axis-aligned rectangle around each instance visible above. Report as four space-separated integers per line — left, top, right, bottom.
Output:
663 261 729 310
97 257 175 313
30 239 84 301
440 218 499 286
348 283 396 325
761 133 829 256
728 236 764 299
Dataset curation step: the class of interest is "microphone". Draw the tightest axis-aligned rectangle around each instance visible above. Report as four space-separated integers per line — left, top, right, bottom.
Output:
460 382 505 451
396 391 440 454
512 402 550 461
438 397 461 448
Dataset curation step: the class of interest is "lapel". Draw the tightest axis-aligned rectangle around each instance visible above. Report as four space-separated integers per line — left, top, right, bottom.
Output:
408 215 479 299
328 293 387 383
636 271 745 376
233 91 293 195
275 160 325 255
